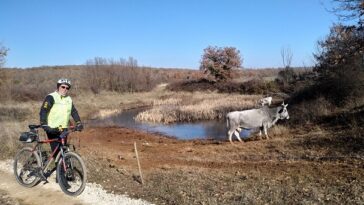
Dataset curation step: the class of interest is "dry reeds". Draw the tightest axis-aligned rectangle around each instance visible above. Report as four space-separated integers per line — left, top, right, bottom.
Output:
135 92 261 123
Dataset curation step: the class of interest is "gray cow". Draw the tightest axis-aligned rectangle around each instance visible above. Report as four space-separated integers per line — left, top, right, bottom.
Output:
226 102 289 143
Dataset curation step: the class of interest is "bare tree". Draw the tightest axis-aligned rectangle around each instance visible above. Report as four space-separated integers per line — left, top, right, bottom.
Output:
281 46 293 68
0 44 9 95
329 0 364 26
127 56 138 68
0 44 9 68
279 46 296 85
85 57 108 94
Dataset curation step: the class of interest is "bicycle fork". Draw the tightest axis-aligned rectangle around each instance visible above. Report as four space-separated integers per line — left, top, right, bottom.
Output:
61 150 75 180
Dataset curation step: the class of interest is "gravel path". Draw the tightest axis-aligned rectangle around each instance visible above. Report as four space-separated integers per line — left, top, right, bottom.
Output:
0 160 152 205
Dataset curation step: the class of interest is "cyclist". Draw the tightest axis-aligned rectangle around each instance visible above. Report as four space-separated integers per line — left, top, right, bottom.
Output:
39 78 84 157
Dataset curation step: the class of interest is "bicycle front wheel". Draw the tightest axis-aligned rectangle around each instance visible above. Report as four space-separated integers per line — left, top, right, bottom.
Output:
13 147 41 187
57 151 87 196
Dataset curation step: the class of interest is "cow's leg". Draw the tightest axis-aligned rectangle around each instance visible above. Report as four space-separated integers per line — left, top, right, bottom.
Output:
234 129 243 143
264 125 269 139
258 127 263 140
227 129 234 144
233 130 240 138
233 130 240 139
234 127 244 142
226 118 234 144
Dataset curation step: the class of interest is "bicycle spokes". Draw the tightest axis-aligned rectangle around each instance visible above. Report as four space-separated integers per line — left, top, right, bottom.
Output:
14 148 41 187
57 152 86 196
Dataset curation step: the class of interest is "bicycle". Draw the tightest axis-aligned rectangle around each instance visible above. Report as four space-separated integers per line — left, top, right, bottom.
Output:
13 124 87 196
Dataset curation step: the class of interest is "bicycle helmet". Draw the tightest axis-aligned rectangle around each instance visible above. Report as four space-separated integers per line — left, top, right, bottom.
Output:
57 78 72 88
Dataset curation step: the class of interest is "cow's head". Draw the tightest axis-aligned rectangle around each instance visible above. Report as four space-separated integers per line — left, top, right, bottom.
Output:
278 102 289 120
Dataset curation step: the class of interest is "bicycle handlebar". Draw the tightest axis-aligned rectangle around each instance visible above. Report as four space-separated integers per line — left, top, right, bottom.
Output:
29 124 79 136
59 127 78 139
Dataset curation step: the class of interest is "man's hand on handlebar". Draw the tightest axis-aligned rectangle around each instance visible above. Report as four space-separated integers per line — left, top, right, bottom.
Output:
41 125 63 134
75 122 84 132
41 124 52 133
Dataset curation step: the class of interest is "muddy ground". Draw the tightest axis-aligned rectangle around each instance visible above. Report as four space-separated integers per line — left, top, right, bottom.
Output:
71 126 364 205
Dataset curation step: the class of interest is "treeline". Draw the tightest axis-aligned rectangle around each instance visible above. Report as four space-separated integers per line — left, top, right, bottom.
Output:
1 55 301 102
0 60 201 102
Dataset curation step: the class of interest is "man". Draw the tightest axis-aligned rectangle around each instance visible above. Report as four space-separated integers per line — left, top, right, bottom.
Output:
39 78 84 155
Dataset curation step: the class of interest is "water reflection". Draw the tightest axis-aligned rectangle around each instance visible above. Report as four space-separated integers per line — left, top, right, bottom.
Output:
88 108 253 140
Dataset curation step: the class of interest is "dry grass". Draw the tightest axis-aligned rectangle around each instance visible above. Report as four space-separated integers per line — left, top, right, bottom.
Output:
0 121 26 159
74 90 176 119
0 101 40 159
268 125 291 138
135 92 262 123
0 105 31 122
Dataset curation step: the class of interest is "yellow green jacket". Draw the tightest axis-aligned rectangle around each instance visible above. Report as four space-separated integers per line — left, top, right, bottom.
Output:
39 91 81 128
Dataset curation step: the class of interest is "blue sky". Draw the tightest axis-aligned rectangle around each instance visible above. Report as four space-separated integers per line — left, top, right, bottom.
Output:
0 0 337 69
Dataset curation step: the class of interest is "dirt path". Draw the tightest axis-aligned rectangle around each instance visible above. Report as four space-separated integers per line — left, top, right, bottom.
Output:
0 160 152 205
0 169 83 205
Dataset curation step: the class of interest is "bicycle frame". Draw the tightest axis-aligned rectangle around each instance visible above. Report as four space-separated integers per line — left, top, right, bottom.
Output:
15 125 86 196
30 130 73 178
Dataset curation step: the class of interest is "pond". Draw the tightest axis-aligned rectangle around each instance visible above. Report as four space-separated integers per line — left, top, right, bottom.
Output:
88 108 253 140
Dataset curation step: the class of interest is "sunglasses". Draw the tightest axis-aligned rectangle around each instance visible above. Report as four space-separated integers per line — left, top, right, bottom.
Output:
60 85 70 90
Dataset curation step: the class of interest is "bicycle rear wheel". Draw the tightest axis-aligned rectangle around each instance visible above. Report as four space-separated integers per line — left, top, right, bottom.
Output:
13 147 41 187
57 151 87 196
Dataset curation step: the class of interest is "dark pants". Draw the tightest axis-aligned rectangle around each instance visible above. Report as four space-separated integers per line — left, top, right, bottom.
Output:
46 131 67 160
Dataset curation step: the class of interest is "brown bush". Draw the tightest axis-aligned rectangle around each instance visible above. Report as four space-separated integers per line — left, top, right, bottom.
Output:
168 77 283 95
313 23 364 107
200 46 242 81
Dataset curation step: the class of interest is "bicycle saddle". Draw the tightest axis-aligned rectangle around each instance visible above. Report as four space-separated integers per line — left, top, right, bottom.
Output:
29 125 41 129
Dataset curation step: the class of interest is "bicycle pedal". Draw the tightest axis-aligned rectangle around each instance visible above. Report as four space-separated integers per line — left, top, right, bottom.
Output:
35 170 48 182
39 174 48 182
44 170 52 177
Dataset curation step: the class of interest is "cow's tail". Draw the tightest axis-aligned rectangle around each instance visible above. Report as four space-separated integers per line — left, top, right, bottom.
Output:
225 116 229 139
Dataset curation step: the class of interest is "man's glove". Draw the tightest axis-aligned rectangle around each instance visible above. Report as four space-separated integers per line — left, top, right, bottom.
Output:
41 124 52 133
42 125 61 134
75 122 84 131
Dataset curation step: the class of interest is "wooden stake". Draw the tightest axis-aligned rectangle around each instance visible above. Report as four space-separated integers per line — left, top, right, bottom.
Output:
134 142 144 185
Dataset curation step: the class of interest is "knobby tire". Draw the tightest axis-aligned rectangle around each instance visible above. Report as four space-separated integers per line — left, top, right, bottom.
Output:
13 147 41 187
56 151 87 196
